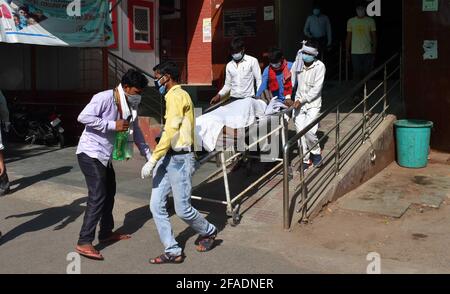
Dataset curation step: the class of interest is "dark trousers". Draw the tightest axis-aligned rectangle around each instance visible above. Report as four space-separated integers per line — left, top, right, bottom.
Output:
352 54 375 81
77 153 116 245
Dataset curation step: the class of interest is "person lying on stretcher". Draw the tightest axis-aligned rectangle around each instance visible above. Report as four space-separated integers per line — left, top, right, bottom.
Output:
195 96 288 154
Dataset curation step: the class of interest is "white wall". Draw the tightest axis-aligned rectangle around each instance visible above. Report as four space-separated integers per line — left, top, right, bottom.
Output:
110 0 160 77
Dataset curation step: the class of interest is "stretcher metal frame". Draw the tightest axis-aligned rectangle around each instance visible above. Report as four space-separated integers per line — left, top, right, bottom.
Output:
191 99 290 226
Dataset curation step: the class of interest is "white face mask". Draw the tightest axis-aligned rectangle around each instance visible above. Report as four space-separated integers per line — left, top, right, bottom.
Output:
270 62 282 70
232 51 244 62
126 94 142 108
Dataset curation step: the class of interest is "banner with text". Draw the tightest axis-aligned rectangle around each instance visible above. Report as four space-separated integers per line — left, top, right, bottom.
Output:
0 0 113 47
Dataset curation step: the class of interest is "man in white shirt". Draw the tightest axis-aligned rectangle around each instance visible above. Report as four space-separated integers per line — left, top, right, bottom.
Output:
304 5 332 56
292 41 326 172
211 37 262 105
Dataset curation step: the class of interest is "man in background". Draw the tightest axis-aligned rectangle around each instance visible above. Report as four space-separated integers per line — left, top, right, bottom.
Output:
304 4 332 58
346 2 377 83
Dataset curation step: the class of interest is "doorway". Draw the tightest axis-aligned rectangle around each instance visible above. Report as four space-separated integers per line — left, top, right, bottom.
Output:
159 0 188 83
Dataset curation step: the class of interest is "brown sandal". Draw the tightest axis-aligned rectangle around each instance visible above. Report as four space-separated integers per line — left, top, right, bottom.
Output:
76 245 104 261
149 254 184 265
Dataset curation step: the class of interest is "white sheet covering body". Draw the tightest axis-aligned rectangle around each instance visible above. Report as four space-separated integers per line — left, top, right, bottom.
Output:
195 98 267 152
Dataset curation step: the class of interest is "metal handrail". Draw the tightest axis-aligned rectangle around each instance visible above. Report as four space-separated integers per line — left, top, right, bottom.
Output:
287 53 398 147
282 52 401 230
108 51 156 79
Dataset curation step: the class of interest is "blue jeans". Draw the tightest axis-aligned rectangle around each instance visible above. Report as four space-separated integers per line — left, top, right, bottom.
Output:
150 153 217 256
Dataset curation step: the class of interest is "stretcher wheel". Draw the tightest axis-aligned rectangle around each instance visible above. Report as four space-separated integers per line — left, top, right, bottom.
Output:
228 214 241 227
227 205 241 227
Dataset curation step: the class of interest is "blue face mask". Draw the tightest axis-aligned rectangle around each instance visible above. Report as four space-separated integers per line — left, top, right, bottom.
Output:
159 85 167 95
313 9 321 16
302 54 315 63
155 76 167 95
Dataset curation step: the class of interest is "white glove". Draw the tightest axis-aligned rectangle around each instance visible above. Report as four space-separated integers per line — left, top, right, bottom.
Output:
141 159 157 179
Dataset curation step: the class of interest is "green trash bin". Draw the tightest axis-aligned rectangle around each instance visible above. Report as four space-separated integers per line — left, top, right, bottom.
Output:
394 120 434 168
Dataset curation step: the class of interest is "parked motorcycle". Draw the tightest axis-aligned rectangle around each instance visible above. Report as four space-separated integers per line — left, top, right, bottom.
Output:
9 99 65 148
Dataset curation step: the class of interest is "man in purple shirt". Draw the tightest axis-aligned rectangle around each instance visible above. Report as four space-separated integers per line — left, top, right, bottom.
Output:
75 69 151 261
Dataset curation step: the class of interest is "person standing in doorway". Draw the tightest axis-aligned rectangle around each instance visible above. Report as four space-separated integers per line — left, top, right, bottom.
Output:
346 3 377 83
142 61 218 264
304 4 332 58
210 37 262 105
75 69 152 261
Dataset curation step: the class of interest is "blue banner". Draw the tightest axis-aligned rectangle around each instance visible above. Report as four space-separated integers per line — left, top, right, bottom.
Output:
0 0 114 47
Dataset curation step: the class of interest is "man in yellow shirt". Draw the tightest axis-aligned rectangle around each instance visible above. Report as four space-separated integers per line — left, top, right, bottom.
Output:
141 61 217 264
346 3 377 81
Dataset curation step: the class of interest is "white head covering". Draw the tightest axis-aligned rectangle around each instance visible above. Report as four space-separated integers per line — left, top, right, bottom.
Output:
295 41 319 73
292 40 319 86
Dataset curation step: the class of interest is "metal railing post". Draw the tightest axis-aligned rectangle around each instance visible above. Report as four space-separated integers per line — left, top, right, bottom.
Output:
335 106 341 175
345 50 349 81
363 83 368 144
298 144 308 222
383 64 388 118
283 142 290 231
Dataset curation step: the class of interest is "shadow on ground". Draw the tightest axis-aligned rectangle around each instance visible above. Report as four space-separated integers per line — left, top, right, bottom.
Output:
8 166 73 194
0 198 86 246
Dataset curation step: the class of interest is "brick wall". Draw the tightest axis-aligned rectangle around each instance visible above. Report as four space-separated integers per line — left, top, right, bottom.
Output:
186 0 213 84
210 0 277 90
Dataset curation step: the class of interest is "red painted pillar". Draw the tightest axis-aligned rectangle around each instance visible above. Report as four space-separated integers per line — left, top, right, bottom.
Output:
186 0 212 84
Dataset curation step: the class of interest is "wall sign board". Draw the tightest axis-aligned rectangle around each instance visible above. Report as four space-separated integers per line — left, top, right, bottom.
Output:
223 8 257 38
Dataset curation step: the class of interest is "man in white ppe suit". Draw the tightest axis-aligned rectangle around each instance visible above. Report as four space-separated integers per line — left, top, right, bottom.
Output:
291 40 326 172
